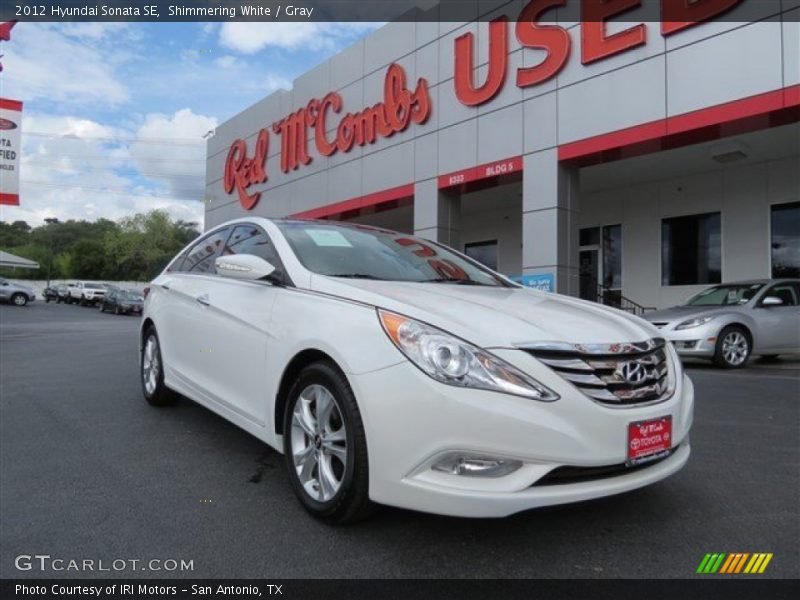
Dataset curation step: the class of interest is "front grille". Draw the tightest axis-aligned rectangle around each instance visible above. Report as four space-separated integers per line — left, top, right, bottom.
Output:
522 338 673 406
532 448 676 486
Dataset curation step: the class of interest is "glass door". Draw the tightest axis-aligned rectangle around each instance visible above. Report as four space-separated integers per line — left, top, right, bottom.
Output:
579 247 599 301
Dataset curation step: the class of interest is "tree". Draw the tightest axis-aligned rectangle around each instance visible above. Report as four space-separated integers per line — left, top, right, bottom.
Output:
104 210 199 280
1 210 200 281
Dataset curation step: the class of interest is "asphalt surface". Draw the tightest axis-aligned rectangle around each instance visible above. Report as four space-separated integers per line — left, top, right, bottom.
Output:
1 301 798 579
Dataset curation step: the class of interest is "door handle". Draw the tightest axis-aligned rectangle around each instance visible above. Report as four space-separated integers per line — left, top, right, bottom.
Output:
195 293 210 306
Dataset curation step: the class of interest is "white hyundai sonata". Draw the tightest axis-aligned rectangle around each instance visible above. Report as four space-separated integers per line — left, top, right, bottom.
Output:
140 217 693 523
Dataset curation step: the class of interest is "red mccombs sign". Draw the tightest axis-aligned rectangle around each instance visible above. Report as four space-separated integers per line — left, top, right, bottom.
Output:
224 0 741 209
225 63 430 210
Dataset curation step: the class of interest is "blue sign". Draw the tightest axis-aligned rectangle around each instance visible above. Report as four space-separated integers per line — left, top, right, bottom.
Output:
510 273 555 292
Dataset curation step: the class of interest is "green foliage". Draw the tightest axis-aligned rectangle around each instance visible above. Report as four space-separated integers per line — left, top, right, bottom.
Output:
0 210 200 281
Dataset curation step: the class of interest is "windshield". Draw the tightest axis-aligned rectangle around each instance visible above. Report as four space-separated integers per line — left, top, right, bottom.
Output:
120 291 141 301
686 284 764 306
277 221 509 286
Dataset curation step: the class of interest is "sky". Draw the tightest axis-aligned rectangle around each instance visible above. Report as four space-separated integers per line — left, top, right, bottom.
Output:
0 21 380 228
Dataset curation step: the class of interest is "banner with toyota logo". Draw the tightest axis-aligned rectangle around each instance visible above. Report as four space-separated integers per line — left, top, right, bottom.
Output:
0 97 22 206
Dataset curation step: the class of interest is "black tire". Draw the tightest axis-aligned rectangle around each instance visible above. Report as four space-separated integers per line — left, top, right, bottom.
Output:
10 293 28 307
45 296 51 303
713 325 751 369
80 295 87 306
99 302 105 312
282 361 374 525
140 326 177 407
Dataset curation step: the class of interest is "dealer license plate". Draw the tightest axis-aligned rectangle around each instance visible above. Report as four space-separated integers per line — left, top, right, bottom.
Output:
627 416 672 465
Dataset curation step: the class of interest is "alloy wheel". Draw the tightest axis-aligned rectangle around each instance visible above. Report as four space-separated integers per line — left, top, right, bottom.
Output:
290 384 348 503
722 331 748 366
142 335 160 396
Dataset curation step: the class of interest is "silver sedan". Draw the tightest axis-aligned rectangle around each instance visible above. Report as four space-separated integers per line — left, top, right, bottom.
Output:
644 279 800 368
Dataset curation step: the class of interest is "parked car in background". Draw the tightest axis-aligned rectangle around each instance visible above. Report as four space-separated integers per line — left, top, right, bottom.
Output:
67 281 107 306
644 279 800 368
44 283 70 303
100 289 143 315
43 285 59 302
0 278 36 307
55 283 71 303
140 218 693 524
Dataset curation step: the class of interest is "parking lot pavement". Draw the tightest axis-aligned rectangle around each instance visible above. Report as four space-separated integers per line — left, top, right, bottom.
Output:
1 301 798 579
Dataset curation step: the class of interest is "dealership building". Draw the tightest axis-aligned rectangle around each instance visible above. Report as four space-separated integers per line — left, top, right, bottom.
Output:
205 1 799 311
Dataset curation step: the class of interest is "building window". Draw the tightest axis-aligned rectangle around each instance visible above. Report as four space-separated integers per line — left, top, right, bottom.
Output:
464 240 498 271
661 212 721 286
602 224 622 290
771 202 800 278
579 227 599 247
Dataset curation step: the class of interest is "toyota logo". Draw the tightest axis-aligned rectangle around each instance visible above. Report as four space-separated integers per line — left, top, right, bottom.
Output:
616 361 648 385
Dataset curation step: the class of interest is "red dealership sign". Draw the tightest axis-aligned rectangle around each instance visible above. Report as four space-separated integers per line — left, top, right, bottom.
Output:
224 63 430 210
224 0 742 209
454 0 742 106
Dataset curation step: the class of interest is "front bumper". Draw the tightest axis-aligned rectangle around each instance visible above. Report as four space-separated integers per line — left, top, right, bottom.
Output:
350 347 694 518
650 322 719 358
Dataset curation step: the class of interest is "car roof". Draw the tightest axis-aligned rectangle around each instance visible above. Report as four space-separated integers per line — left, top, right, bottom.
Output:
719 279 800 285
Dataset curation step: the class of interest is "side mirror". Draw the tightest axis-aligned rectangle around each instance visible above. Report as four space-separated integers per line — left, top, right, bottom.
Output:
215 254 276 281
761 296 784 307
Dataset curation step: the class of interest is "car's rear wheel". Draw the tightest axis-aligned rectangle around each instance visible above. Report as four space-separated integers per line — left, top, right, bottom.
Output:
141 327 176 406
11 293 28 307
713 326 751 368
282 361 374 524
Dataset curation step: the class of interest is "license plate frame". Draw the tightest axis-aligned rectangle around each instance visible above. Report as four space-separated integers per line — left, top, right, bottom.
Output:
627 415 672 466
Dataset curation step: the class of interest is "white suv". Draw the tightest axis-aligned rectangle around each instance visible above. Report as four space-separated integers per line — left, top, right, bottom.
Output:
67 281 107 306
140 218 693 523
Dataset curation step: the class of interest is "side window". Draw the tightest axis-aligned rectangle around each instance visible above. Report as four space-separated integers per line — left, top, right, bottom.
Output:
223 225 282 267
183 228 231 274
764 283 799 306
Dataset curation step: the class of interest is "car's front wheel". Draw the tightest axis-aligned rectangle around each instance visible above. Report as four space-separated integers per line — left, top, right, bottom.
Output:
714 325 751 368
10 293 28 307
141 327 176 406
283 361 373 524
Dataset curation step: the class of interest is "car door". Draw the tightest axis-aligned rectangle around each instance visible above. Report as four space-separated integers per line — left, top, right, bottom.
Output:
189 224 285 425
0 280 9 301
156 227 232 392
752 283 800 352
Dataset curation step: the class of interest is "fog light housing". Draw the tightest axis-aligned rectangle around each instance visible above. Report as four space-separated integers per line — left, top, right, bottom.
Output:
432 453 522 478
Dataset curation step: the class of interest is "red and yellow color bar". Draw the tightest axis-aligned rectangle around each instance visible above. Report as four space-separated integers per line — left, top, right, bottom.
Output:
697 553 773 574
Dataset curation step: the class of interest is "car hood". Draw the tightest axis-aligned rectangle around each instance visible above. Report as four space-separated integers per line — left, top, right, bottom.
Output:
310 276 659 348
644 305 726 322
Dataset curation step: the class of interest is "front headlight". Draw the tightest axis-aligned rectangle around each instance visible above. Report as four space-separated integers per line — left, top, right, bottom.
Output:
675 315 715 330
378 309 558 401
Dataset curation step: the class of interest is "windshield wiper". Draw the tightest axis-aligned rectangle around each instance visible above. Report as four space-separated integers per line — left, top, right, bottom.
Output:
328 273 385 280
425 277 493 286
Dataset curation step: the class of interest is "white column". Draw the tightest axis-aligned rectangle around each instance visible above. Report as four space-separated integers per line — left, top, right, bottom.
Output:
413 179 461 248
521 149 580 296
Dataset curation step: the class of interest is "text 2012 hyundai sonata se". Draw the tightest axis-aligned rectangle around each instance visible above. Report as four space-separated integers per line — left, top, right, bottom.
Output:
140 218 693 524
